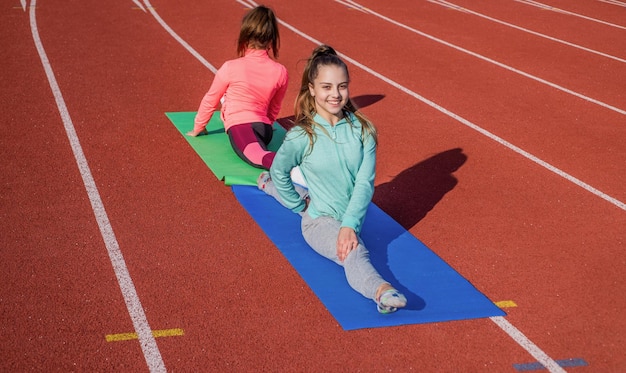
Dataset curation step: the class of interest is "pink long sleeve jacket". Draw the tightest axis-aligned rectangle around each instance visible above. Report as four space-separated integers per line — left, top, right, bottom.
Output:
193 48 289 134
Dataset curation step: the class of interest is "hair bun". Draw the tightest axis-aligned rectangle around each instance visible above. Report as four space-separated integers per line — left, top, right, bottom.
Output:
312 44 337 59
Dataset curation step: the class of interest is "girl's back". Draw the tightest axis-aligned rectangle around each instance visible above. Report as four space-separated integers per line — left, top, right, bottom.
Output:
219 49 288 128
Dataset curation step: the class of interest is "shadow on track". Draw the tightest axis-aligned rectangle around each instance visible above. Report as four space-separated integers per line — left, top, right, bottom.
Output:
374 148 468 230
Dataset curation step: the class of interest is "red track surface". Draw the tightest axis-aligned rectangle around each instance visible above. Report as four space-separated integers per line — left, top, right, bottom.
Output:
2 0 625 371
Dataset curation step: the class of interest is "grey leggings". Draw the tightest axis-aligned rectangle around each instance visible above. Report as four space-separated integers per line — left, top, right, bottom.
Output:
262 180 386 300
301 211 387 300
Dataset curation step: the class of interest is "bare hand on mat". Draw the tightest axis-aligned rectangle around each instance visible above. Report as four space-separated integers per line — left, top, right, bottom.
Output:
186 129 209 137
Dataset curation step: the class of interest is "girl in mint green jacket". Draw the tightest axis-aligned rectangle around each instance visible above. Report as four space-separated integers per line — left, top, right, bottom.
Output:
258 45 406 314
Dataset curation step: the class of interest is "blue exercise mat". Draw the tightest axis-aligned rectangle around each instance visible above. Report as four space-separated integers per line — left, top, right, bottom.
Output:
233 185 506 331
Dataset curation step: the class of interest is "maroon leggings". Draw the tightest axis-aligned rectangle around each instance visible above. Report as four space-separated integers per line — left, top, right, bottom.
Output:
227 122 276 169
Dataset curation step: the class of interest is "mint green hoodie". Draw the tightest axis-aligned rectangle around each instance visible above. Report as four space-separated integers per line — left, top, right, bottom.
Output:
270 112 376 233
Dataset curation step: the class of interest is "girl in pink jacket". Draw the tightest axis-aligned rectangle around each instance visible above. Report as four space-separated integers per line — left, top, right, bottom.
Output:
187 5 288 170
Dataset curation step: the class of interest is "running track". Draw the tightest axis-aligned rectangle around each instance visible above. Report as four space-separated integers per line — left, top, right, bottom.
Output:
1 0 625 371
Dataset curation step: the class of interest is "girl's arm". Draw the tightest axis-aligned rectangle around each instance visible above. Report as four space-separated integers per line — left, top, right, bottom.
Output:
270 129 308 213
266 68 289 123
188 68 229 136
341 133 376 233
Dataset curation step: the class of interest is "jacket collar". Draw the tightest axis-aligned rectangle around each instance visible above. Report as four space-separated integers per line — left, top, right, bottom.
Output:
313 112 352 128
244 48 269 58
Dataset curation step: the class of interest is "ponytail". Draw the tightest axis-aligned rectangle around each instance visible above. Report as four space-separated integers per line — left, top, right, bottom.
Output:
237 5 280 58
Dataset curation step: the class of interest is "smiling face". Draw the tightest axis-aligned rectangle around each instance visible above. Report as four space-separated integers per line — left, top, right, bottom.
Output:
308 64 350 126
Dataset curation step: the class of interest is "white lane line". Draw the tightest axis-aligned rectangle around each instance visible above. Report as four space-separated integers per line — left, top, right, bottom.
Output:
491 317 567 373
517 0 626 30
29 1 165 372
344 0 626 116
21 0 26 11
334 0 368 13
430 0 626 64
142 0 217 74
598 0 626 7
132 0 146 12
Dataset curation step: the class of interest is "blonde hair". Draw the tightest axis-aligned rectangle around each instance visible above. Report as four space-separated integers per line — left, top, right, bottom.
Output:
237 5 280 58
294 45 377 150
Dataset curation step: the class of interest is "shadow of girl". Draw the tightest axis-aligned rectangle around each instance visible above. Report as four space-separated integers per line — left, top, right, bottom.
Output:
373 148 468 230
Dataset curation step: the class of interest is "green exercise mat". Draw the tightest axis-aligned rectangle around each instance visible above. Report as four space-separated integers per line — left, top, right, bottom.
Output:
166 111 286 185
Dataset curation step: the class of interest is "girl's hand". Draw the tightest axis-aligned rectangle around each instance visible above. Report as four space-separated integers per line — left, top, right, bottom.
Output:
186 129 208 137
337 227 358 262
